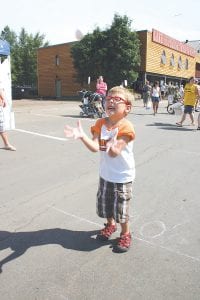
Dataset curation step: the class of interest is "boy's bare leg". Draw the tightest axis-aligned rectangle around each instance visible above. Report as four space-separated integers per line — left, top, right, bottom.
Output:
120 222 130 235
107 217 116 226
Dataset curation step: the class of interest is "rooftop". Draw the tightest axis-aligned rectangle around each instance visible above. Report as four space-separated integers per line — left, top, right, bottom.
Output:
185 40 200 53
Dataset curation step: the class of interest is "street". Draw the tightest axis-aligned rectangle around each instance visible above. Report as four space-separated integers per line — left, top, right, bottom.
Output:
0 98 200 300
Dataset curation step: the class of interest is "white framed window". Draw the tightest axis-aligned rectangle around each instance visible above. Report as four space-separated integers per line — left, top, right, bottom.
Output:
170 54 175 67
55 55 60 66
178 56 182 69
161 50 166 64
185 59 189 70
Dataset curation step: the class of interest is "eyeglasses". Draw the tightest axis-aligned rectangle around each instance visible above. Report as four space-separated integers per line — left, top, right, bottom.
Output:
106 96 128 104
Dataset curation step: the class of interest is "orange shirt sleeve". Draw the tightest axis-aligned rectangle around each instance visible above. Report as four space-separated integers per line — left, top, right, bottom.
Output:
118 119 135 141
91 118 105 136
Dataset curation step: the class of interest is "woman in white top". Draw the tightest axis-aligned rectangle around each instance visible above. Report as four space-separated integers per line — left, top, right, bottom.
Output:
151 81 161 115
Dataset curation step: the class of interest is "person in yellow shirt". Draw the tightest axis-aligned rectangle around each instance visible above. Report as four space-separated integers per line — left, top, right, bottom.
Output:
176 76 199 127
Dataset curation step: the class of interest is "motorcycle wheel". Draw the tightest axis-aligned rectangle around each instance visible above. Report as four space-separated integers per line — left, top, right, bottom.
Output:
167 105 175 114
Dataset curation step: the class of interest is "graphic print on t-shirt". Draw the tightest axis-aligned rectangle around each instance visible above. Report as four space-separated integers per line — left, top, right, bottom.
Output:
99 125 118 151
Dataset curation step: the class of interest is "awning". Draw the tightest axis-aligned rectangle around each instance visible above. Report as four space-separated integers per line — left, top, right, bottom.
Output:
0 39 10 56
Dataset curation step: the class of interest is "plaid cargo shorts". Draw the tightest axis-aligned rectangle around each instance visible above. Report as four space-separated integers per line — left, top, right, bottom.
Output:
96 177 133 223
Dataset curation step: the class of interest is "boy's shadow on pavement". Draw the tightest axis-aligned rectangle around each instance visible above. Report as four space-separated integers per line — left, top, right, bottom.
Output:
0 228 108 273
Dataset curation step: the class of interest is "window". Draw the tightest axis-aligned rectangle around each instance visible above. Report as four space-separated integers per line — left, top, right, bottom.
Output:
161 50 166 64
185 59 189 70
55 55 60 66
170 54 175 67
178 56 182 69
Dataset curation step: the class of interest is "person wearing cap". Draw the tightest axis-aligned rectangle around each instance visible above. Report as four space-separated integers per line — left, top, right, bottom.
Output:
0 86 16 151
176 76 199 127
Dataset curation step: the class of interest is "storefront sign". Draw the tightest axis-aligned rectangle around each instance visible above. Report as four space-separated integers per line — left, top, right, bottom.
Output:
152 29 196 58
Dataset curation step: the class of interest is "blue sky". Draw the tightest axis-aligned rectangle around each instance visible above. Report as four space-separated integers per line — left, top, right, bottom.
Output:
1 0 199 45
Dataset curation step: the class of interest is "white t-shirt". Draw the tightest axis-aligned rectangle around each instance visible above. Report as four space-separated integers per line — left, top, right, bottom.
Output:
91 118 136 183
152 86 160 97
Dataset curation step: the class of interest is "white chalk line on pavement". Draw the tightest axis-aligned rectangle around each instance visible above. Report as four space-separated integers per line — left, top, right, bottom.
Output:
47 205 102 228
48 205 200 263
27 112 95 122
174 149 200 156
31 113 75 119
14 128 68 141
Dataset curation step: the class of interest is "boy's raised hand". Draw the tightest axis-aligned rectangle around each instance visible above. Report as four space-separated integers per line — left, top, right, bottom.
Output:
106 130 118 153
64 120 84 139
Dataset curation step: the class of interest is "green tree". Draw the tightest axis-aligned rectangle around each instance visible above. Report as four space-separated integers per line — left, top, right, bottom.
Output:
71 14 141 88
1 26 49 87
104 14 141 87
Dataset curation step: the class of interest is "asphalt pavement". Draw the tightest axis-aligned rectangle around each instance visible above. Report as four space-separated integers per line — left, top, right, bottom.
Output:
0 98 200 300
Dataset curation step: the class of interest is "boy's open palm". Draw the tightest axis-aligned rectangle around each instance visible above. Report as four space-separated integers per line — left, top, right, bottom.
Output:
64 120 84 139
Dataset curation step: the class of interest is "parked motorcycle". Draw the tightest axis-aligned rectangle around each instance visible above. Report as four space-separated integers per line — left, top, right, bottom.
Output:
78 90 105 118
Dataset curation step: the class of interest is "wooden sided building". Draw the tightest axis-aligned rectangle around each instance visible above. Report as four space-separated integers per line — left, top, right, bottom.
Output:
137 29 199 86
37 29 199 98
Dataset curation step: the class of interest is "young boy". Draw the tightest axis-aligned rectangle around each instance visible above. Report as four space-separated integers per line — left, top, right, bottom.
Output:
64 86 136 253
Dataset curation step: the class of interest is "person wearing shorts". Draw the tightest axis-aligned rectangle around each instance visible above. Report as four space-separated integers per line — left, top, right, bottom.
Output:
64 86 136 253
0 85 16 151
176 76 199 127
151 81 161 115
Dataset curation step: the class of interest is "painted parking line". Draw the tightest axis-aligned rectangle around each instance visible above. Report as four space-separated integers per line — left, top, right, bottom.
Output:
14 128 68 141
19 112 95 122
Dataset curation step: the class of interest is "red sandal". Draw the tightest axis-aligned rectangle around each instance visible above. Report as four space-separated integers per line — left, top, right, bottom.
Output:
97 223 117 241
114 232 132 253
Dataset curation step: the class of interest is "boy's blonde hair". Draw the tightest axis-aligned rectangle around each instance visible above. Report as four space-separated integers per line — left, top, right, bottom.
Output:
107 86 134 107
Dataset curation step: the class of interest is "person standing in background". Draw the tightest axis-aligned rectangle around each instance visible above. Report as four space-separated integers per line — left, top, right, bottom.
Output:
194 80 200 112
197 113 200 130
96 76 107 109
142 80 152 107
0 85 16 151
167 82 175 106
96 76 107 96
151 81 161 115
176 76 199 127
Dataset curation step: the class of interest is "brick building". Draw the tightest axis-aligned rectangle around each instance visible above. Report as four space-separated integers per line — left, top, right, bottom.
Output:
37 28 200 98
